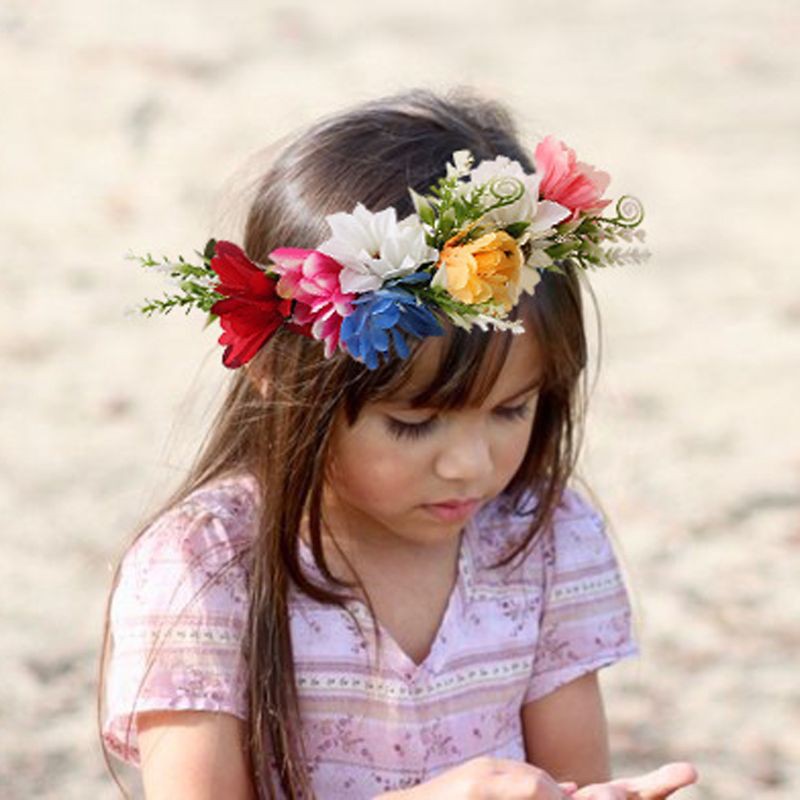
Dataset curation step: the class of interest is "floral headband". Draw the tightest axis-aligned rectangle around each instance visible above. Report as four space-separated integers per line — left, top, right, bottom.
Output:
130 137 649 370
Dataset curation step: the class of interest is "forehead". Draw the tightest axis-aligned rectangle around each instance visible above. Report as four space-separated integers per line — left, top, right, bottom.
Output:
384 330 543 407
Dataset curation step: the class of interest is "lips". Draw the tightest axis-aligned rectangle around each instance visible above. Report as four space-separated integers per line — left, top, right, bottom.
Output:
422 497 482 522
431 498 481 508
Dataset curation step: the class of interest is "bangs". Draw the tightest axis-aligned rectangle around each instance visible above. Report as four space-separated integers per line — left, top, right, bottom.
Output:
339 318 527 424
329 275 589 428
387 326 513 410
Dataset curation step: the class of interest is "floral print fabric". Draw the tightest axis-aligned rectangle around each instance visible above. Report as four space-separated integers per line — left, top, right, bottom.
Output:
103 473 637 797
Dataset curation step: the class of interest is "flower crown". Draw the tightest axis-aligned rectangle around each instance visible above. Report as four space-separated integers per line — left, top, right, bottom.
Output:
131 136 649 370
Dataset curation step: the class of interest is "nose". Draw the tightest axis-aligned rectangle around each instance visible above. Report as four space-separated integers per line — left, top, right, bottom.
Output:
433 423 493 485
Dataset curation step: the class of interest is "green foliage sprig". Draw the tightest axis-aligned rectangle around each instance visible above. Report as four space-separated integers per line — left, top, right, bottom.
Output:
411 163 528 251
542 196 650 271
128 239 222 319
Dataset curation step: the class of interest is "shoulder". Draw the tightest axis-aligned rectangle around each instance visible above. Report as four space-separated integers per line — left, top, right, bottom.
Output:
469 485 610 569
129 471 259 563
116 471 260 612
543 487 617 571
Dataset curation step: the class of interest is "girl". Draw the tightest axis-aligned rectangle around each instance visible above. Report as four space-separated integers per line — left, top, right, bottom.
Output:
99 89 697 799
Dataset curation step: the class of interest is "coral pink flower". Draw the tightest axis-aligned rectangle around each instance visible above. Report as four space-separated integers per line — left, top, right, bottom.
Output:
269 248 356 358
534 136 612 219
209 241 292 368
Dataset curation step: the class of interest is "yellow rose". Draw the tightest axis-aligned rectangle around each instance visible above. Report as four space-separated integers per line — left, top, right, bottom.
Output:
435 230 523 310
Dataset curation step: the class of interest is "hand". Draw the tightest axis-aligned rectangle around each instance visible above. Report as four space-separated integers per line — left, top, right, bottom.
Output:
378 756 578 799
571 762 698 799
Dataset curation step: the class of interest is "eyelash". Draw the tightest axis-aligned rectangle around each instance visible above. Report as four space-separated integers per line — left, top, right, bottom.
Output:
385 402 533 441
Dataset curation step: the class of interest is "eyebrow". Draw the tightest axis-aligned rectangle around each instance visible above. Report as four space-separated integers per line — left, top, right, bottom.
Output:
496 376 544 406
385 375 544 410
382 376 544 410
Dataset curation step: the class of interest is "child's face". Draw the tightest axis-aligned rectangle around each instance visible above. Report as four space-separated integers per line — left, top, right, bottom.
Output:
325 332 543 552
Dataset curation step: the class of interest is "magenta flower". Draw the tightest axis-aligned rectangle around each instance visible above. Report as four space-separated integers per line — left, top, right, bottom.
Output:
268 247 356 358
534 136 612 219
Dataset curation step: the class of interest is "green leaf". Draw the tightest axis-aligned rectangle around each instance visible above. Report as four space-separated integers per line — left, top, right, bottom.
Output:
203 238 217 261
409 189 436 227
503 221 531 239
546 241 581 259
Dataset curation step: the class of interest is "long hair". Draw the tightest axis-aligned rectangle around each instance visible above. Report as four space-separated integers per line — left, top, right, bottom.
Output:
98 88 590 798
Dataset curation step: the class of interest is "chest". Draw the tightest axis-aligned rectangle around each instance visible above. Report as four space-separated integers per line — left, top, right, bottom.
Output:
366 570 456 666
291 525 543 674
288 561 538 794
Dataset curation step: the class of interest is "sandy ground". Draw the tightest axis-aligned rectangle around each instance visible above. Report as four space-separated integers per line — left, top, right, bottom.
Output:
1 0 798 797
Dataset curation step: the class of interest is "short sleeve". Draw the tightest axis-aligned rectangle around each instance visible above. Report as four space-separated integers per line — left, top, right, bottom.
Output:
102 497 252 766
523 489 638 704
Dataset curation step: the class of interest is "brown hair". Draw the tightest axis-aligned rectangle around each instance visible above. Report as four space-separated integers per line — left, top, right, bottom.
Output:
98 88 591 798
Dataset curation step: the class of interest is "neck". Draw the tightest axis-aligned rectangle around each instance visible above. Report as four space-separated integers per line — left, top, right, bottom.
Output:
299 495 462 584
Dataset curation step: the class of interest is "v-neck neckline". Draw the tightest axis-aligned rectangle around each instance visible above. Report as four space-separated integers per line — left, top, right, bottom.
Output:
297 520 474 678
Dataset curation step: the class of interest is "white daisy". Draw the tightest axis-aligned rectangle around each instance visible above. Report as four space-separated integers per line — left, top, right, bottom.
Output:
446 149 475 179
318 203 438 294
468 155 571 235
518 262 543 297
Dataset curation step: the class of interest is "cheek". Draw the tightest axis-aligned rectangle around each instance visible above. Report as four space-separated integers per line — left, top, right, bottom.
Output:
329 421 428 505
496 433 529 475
495 414 537 476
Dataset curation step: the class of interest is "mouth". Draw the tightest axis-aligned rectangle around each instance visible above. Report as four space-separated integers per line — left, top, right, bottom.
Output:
421 497 482 522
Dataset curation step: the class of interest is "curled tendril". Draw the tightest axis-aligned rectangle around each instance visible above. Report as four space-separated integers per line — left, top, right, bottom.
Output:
485 176 525 209
609 195 645 228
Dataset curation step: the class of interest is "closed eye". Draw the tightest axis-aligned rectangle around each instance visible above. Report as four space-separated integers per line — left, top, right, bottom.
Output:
493 401 534 422
385 415 438 441
385 400 534 441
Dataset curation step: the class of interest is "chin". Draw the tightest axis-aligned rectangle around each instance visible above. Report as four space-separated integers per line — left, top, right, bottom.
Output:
417 517 469 538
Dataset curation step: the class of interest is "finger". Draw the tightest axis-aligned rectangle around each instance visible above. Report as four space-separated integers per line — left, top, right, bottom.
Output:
489 757 547 775
558 782 579 795
487 770 571 800
614 762 699 799
572 786 623 800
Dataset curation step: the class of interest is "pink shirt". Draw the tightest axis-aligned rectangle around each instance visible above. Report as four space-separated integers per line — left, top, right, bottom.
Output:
103 472 637 797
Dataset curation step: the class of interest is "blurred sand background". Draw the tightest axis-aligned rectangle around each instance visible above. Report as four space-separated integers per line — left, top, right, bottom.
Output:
1 0 798 797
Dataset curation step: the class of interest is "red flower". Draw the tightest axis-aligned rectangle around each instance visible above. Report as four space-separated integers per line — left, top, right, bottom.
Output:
209 241 292 368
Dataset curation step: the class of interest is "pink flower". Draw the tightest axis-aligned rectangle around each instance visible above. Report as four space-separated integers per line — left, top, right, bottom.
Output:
269 247 356 358
534 136 612 219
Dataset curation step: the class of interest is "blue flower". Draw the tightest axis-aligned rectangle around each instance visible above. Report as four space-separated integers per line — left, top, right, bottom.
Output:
340 287 443 370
